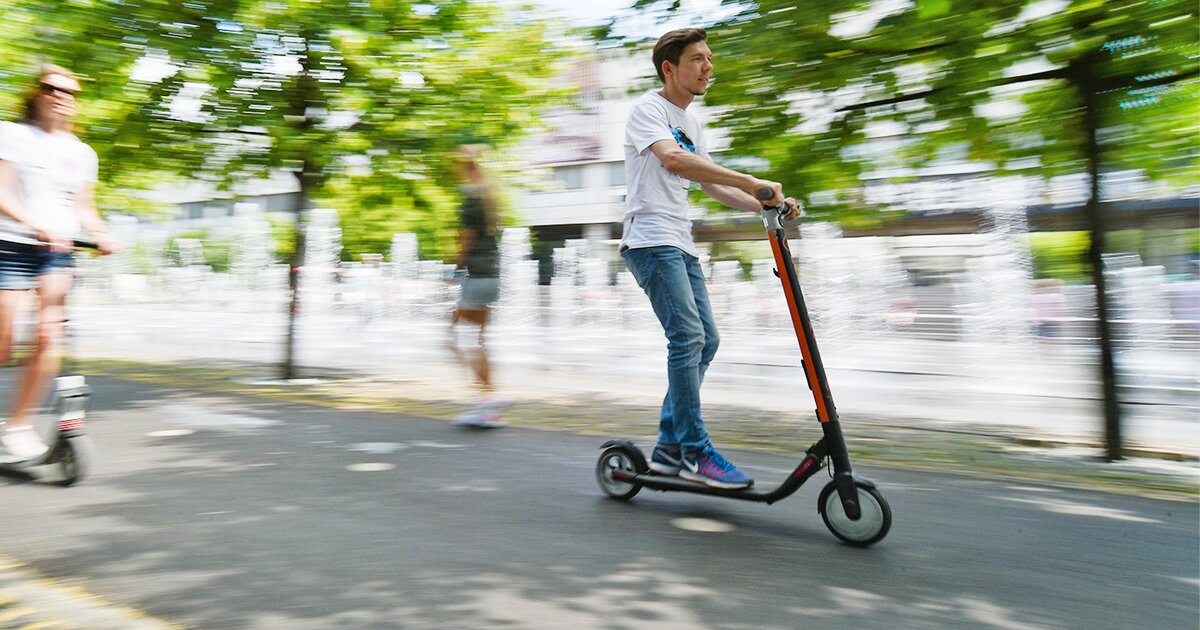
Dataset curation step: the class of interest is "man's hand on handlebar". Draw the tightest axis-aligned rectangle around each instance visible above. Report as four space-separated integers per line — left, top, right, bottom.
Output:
751 179 784 207
752 182 804 222
780 197 803 221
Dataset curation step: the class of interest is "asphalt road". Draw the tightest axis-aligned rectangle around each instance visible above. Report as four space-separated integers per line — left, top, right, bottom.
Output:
0 375 1196 629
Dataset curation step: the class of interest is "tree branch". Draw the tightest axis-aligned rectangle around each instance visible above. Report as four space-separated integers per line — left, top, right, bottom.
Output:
837 67 1069 113
835 65 1199 114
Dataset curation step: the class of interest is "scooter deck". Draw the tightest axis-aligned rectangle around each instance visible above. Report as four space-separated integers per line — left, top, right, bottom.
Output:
618 471 775 501
611 447 826 505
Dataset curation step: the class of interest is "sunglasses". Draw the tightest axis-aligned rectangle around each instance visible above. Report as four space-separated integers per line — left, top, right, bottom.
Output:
39 83 79 97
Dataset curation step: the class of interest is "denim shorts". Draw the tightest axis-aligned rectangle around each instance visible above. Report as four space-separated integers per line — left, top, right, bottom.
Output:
0 242 74 290
459 276 500 310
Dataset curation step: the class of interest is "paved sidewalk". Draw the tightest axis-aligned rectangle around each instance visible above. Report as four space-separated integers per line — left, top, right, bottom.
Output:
0 375 1195 629
0 556 177 630
70 358 1200 499
70 306 1200 460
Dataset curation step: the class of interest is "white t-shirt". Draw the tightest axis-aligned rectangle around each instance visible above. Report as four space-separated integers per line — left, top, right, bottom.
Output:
621 90 710 258
0 121 98 240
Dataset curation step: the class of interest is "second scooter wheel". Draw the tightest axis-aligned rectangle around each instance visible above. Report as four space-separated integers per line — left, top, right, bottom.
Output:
56 435 94 487
596 446 643 500
818 480 891 547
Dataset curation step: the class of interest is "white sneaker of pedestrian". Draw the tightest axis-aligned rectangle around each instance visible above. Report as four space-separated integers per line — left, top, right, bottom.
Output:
454 410 484 427
1 425 47 460
455 399 508 429
475 414 508 429
479 396 512 414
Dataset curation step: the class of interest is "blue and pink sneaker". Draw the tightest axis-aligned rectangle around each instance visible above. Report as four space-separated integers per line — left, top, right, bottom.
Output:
680 445 753 489
649 445 682 475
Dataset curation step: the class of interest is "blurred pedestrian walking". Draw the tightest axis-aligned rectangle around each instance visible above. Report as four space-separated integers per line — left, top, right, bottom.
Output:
447 144 507 428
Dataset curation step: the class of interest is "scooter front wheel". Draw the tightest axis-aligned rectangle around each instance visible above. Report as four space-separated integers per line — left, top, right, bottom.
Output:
56 435 94 487
818 480 891 547
596 446 642 500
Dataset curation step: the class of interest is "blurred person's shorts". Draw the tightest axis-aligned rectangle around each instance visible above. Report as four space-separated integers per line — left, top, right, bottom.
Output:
459 276 500 310
0 242 73 290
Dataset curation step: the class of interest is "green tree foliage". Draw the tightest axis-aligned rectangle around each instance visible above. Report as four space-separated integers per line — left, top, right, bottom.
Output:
0 0 572 378
617 0 1197 216
613 0 1196 459
0 0 570 256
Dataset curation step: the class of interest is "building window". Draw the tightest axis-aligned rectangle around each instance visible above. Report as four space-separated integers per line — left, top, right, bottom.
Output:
551 165 584 190
608 161 626 187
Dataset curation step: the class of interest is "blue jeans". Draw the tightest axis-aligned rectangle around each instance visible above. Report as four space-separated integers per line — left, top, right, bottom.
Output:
622 246 719 454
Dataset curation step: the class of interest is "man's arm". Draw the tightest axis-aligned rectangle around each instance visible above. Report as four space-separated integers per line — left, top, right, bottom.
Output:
700 182 763 213
702 182 804 219
650 140 777 200
649 140 802 219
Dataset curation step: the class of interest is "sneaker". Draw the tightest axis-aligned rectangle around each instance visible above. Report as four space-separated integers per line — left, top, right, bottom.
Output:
1 425 47 461
454 405 508 429
649 445 682 476
478 396 512 414
679 445 753 490
454 409 485 427
475 414 508 429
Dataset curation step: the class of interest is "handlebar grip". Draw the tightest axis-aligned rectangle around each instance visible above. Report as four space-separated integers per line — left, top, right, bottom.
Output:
755 187 774 201
0 235 98 250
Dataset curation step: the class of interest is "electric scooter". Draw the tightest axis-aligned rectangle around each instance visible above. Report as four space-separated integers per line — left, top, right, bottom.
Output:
0 375 93 486
596 194 892 547
0 237 97 486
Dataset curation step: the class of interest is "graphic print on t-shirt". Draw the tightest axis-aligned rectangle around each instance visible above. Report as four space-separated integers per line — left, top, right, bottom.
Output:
671 125 697 154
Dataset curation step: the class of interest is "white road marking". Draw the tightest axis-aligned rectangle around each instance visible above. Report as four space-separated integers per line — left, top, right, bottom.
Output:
346 462 396 472
146 429 195 437
670 518 736 533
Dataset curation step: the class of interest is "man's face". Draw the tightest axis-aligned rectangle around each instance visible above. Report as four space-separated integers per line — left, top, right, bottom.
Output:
37 73 81 121
667 41 713 96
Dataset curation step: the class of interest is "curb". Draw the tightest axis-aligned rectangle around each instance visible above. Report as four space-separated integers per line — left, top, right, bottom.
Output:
0 556 180 630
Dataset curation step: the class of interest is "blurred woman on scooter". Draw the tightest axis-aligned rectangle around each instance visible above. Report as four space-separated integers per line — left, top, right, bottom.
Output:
0 64 115 459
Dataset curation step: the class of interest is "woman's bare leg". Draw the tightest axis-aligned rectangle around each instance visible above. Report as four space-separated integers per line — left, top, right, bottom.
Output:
9 273 71 427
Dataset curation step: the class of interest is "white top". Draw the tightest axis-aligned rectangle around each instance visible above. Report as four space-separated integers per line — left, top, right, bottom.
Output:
0 121 98 240
621 90 709 258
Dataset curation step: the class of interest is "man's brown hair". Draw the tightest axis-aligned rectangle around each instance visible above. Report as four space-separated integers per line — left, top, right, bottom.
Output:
652 28 707 83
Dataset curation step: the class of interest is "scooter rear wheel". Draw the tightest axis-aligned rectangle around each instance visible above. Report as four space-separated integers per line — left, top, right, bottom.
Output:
596 446 642 500
818 480 891 546
57 435 93 487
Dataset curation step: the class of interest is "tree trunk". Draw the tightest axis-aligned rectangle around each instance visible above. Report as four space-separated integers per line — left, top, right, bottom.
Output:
281 35 321 381
282 165 313 380
1073 59 1123 460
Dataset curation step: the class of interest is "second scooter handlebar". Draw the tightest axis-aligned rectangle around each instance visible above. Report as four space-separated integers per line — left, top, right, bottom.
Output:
0 235 99 251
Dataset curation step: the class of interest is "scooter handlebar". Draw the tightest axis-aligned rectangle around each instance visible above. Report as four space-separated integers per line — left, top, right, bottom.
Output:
755 187 794 220
0 235 99 251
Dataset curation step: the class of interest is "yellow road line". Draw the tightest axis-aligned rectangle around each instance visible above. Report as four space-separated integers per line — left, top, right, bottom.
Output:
0 603 37 622
0 556 183 630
